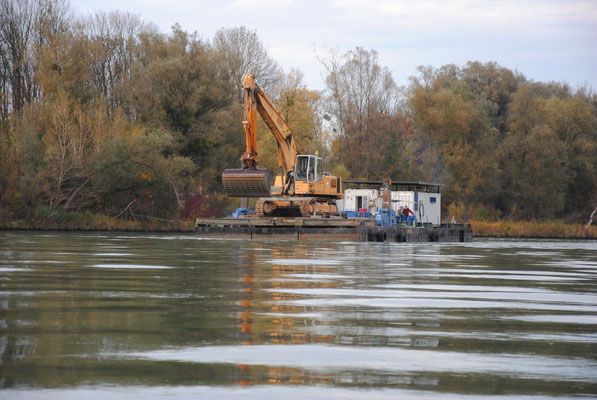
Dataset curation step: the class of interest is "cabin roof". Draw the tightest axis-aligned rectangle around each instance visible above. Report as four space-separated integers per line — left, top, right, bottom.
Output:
343 180 443 193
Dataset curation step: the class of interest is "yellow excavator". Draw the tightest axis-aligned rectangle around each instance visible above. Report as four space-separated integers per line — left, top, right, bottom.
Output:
222 74 343 217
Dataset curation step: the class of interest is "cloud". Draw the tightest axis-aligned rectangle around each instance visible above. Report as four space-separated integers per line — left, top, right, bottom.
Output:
232 0 294 7
332 0 597 27
69 0 597 90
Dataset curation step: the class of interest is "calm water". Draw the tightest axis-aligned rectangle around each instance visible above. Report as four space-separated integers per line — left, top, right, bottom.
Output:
1 232 596 399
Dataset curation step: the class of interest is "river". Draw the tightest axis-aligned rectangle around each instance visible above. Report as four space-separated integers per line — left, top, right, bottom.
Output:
0 232 596 399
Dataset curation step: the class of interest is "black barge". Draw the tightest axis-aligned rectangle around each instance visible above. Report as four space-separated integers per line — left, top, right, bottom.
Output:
195 217 472 243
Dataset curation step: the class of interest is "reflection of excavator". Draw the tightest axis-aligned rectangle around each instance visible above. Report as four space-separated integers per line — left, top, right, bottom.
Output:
222 74 343 217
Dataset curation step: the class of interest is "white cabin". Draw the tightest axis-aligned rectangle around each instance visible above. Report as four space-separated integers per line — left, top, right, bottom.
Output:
339 180 443 226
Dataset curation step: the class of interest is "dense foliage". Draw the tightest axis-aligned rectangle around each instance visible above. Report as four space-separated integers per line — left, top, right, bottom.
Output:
1 0 596 224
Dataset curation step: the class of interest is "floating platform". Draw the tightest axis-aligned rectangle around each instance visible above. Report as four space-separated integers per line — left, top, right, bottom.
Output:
195 217 472 242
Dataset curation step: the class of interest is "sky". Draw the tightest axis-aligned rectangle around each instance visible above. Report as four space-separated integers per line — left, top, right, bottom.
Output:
70 0 597 91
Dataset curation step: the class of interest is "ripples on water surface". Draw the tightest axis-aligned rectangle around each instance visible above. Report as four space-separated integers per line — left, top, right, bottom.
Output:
0 232 596 399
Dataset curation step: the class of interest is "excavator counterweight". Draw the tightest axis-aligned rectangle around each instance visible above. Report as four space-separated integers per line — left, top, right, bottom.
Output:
221 168 271 197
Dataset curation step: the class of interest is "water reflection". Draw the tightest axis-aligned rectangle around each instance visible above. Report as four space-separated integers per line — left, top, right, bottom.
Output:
0 232 596 397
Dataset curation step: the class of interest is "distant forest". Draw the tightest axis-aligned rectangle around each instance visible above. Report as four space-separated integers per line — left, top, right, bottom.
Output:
1 0 596 223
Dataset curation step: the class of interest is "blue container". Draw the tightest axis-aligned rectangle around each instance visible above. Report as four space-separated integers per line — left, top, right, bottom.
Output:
376 209 397 227
231 208 253 218
343 210 371 219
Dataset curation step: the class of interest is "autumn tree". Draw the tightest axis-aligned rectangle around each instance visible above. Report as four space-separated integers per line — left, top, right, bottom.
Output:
126 25 233 162
321 47 409 179
460 61 522 135
408 65 500 207
499 83 597 219
499 85 567 220
35 26 92 103
90 128 195 217
12 91 126 210
545 94 597 216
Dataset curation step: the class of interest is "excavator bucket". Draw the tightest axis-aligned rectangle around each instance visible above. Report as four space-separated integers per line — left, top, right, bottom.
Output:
221 168 272 197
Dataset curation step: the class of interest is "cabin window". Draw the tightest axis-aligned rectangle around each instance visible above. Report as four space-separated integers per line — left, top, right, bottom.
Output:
295 156 309 181
308 157 316 181
315 157 323 181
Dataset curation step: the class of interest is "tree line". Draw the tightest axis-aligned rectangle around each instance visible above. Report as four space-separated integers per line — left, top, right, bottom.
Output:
1 0 596 223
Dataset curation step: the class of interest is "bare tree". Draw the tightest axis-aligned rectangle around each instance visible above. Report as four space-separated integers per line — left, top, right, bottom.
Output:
0 0 72 118
36 0 72 42
212 26 281 90
321 47 398 131
319 47 401 177
78 10 145 110
1 0 72 108
0 0 37 115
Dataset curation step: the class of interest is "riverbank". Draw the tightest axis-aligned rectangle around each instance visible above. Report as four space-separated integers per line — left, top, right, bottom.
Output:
0 211 195 232
471 219 597 239
2 211 595 239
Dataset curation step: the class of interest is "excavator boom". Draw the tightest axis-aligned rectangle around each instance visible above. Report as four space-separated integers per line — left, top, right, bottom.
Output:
222 74 296 197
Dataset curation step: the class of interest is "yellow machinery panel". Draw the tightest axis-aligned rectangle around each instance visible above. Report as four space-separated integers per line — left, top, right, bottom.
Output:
294 176 343 197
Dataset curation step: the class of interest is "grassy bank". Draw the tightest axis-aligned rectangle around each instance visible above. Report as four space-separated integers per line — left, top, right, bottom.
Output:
471 219 597 239
0 209 195 232
2 208 596 239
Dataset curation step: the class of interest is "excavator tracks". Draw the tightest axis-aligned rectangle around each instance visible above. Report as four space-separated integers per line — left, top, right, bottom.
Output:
253 198 339 218
300 200 314 217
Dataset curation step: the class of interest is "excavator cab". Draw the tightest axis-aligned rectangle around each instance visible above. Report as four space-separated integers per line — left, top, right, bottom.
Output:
293 154 341 198
294 155 322 182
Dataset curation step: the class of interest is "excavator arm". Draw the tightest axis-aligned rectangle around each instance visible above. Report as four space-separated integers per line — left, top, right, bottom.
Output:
253 78 297 179
222 74 297 197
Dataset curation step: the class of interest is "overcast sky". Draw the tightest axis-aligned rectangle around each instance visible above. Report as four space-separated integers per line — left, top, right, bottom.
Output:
70 0 597 91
